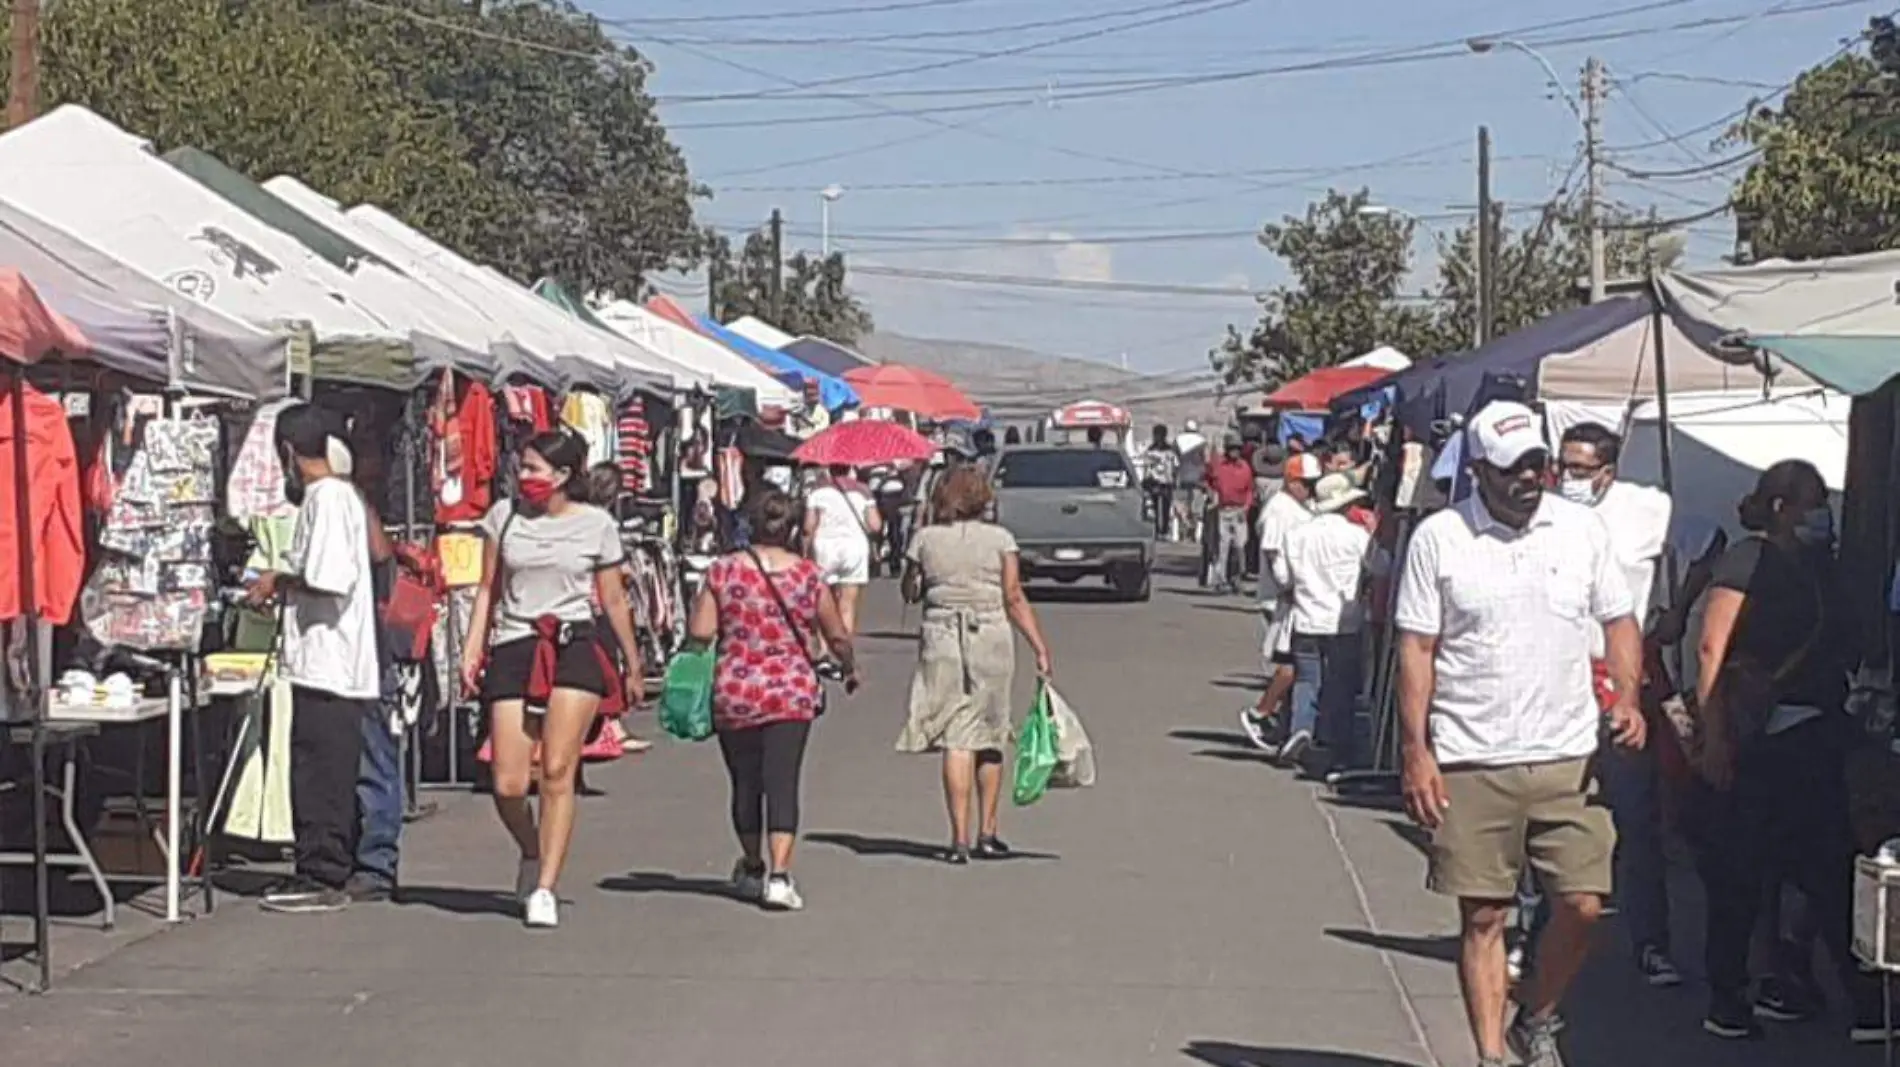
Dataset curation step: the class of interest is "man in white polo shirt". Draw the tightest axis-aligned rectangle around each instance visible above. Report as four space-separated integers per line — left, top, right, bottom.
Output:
1395 400 1647 1067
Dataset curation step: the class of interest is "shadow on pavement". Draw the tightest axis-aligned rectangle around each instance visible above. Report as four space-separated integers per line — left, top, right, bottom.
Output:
859 629 920 643
1169 728 1253 748
1325 926 1460 964
1193 602 1261 615
1210 677 1264 692
1182 1041 1416 1066
597 871 750 903
1025 587 1126 605
398 885 518 917
806 831 1058 862
1379 818 1430 858
1194 748 1279 765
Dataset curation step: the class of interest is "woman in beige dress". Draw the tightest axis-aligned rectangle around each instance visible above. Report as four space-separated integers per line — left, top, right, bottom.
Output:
898 466 1053 864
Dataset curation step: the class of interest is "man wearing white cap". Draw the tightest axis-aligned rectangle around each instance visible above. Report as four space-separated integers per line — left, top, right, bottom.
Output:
1274 469 1386 770
1394 400 1647 1067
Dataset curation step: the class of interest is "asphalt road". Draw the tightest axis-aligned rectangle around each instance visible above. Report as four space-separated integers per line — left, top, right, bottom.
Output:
1 558 1884 1066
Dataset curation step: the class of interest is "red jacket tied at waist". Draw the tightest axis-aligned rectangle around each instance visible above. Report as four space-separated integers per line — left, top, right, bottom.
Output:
527 615 625 717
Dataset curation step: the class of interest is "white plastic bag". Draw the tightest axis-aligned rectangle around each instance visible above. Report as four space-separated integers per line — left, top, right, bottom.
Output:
1046 684 1096 788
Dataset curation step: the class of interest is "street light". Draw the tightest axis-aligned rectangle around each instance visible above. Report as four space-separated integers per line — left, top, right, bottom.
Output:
820 184 845 257
1466 37 1581 119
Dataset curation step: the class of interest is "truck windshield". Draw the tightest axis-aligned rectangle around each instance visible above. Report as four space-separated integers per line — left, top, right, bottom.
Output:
994 450 1134 490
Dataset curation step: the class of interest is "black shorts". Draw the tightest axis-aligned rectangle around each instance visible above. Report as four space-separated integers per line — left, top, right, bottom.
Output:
482 630 610 708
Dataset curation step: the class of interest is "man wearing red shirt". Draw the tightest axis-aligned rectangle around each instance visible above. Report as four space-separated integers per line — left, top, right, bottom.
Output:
1205 436 1256 595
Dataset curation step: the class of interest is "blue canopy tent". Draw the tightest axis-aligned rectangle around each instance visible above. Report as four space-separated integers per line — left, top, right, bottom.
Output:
694 315 859 411
1332 297 1657 437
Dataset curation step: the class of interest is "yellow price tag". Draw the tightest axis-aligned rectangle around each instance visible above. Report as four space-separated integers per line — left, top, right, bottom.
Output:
438 532 484 588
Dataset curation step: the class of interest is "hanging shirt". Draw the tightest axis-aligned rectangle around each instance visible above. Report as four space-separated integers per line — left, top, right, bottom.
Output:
432 376 498 525
561 391 615 468
617 397 652 494
0 380 83 625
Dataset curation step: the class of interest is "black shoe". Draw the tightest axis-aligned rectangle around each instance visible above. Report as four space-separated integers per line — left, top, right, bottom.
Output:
944 845 971 866
344 873 396 904
262 884 349 915
1705 992 1763 1040
974 836 1011 859
1754 976 1817 1023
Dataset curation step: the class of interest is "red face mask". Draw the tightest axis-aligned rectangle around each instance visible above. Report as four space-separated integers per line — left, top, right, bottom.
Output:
517 474 558 508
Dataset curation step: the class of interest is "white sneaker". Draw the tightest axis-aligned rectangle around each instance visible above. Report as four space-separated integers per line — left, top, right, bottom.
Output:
762 875 803 912
515 857 540 903
731 860 766 902
523 888 560 928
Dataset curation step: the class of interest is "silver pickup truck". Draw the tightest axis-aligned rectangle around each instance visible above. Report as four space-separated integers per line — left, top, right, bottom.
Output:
988 444 1155 601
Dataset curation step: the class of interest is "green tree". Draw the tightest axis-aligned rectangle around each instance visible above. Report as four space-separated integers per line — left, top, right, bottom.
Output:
707 228 874 346
1213 189 1443 387
1730 16 1900 262
4 0 498 251
325 0 704 297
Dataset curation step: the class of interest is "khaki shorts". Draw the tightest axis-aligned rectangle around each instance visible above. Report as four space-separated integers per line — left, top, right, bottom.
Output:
1426 757 1615 900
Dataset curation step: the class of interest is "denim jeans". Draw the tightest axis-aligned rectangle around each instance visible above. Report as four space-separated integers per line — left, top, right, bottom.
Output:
1515 742 1671 955
1287 631 1365 767
354 696 404 887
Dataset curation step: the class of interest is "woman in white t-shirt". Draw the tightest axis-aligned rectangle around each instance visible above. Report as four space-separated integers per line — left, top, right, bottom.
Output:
803 464 883 636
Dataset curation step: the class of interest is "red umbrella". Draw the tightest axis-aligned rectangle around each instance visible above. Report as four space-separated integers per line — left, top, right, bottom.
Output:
793 420 938 467
843 363 981 421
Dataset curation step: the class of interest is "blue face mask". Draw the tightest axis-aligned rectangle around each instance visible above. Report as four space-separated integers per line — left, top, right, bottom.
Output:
1795 506 1834 547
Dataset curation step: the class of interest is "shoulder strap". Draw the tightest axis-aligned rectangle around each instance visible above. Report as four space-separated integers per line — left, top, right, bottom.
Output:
744 548 821 672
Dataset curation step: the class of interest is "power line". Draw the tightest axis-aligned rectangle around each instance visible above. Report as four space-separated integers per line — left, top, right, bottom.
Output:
614 0 1241 48
607 0 994 25
649 0 1860 104
850 264 1264 297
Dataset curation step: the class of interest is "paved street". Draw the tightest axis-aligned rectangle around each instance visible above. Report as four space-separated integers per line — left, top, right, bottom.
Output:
2 557 1884 1066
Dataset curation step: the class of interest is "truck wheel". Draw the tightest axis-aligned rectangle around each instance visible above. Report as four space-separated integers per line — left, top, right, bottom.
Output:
1111 565 1151 603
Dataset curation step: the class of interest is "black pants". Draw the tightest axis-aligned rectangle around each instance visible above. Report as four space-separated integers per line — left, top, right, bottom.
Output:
290 686 372 888
718 720 812 839
1683 716 1862 1001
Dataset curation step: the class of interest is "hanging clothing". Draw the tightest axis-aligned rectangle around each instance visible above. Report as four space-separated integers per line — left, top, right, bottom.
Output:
562 390 615 468
0 379 84 625
226 398 300 523
431 375 498 525
504 386 553 433
617 397 652 494
715 447 745 510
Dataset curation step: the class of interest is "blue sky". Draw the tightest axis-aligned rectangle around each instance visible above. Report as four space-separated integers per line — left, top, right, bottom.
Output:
597 0 1877 371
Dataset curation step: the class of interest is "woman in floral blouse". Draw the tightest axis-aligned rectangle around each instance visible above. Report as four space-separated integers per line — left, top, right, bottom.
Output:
687 488 858 912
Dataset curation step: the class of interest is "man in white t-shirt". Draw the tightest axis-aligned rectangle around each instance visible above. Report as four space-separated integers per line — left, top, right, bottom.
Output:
1239 453 1316 750
1395 401 1646 1067
247 404 380 915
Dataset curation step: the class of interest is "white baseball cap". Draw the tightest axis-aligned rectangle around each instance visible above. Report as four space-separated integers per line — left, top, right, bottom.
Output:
1465 400 1548 469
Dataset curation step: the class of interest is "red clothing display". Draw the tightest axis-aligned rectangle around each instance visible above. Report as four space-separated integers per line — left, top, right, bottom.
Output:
0 379 84 624
432 376 498 524
1204 456 1256 510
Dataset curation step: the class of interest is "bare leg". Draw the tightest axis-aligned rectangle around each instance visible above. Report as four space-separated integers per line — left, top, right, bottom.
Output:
942 750 976 847
487 701 539 859
1254 663 1295 717
1459 898 1513 1061
976 749 1004 838
533 688 602 892
1522 892 1604 1019
837 584 862 638
768 831 796 874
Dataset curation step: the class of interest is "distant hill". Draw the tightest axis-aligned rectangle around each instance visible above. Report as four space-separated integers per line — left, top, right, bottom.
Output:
857 330 1237 433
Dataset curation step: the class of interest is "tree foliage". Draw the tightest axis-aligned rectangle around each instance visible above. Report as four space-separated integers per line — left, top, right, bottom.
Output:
706 229 874 347
1730 16 1900 262
1214 191 1679 388
2 0 701 297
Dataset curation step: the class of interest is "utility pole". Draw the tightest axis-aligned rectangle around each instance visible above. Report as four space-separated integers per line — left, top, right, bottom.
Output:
7 0 40 129
1583 56 1607 303
767 208 784 322
705 227 720 321
1476 125 1493 347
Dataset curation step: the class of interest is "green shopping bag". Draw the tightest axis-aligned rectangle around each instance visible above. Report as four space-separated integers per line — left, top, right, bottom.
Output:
658 647 716 742
1012 682 1059 806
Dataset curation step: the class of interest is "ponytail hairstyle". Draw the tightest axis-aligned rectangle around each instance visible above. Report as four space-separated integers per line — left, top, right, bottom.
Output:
524 429 592 504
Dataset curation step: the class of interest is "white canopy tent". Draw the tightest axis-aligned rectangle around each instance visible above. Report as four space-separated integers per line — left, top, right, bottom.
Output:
725 315 797 350
0 106 400 374
1341 345 1412 372
592 299 797 408
341 201 699 397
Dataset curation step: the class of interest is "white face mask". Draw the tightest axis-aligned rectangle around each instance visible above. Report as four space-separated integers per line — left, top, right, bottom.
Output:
1558 476 1600 506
